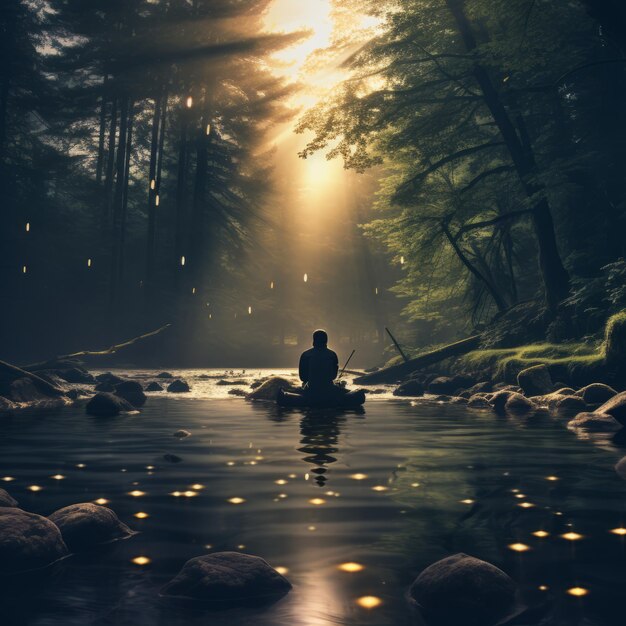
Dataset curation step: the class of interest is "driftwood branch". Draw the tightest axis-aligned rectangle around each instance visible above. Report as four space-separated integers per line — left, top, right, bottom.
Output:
0 360 66 396
354 335 481 385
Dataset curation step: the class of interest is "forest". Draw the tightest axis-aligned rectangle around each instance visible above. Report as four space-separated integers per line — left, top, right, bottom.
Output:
2 0 626 369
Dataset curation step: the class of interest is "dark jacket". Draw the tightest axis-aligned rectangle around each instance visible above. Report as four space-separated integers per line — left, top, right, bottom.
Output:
299 346 339 390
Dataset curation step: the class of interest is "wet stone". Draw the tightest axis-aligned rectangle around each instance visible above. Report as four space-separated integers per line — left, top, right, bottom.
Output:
167 379 191 393
0 488 18 507
173 429 191 438
114 380 147 407
85 392 135 417
567 412 622 432
145 381 164 392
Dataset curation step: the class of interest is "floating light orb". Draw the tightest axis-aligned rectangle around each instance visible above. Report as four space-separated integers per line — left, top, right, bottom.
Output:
610 527 626 536
76 463 86 469
303 273 308 282
206 124 211 135
170 491 182 497
307 525 316 531
192 287 196 295
460 499 474 505
237 544 245 549
372 486 388 492
145 466 155 470
228 497 246 504
26 222 30 232
22 265 27 274
539 585 549 591
288 474 297 479
275 566 289 575
248 306 252 315
561 532 584 541
180 255 185 266
518 502 535 508
309 498 326 505
350 473 368 480
183 491 198 498
94 498 109 505
150 179 155 190
27 485 42 492
532 530 550 538
338 562 364 573
134 512 149 519
546 476 559 481
400 256 405 265
567 587 588 597
508 543 531 552
186 96 193 108
275 479 287 485
357 596 382 609
50 474 66 480
278 493 288 499
375 287 378 295
87 258 92 267
128 490 146 497
132 556 151 566
515 494 526 499
411 482 420 487
155 194 160 206
226 461 235 466
190 484 204 490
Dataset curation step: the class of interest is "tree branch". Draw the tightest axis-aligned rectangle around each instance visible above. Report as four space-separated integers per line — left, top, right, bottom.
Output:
453 209 532 242
460 165 515 193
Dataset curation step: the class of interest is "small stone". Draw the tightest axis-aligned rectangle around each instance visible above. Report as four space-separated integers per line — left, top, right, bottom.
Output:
173 429 191 438
48 503 135 552
0 508 69 574
163 453 182 463
85 392 135 417
167 379 190 393
161 552 292 602
156 372 174 379
409 553 516 626
145 381 164 392
228 388 247 396
505 393 535 414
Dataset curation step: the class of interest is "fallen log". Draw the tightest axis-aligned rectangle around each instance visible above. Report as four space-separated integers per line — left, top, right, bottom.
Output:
0 359 66 397
24 324 171 371
354 335 482 385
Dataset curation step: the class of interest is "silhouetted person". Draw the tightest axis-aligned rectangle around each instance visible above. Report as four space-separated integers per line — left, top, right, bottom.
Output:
299 329 339 395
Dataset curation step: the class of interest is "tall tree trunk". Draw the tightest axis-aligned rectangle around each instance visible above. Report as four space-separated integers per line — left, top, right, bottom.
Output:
189 111 209 290
145 94 162 292
118 100 135 287
110 96 129 308
175 109 189 276
446 0 570 310
103 97 118 226
95 78 108 185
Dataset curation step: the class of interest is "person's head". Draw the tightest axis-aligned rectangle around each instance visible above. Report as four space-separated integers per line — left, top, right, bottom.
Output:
312 329 328 347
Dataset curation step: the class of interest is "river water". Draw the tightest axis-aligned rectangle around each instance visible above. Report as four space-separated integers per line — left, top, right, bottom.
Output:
1 369 625 626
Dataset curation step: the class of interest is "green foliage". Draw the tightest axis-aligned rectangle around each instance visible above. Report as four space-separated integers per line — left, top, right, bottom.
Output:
604 310 626 364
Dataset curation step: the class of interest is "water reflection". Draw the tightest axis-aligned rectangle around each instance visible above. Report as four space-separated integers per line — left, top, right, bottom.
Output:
298 412 345 486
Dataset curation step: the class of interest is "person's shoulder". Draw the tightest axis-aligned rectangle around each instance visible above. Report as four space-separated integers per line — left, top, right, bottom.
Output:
328 348 338 359
300 348 314 357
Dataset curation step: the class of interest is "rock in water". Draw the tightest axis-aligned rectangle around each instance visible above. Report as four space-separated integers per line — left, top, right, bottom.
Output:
156 372 174 379
517 364 553 396
489 390 515 413
48 503 135 552
161 552 292 602
0 396 17 415
596 391 626 425
6 378 50 403
59 367 95 384
95 372 126 385
567 412 622 432
505 393 536 414
0 488 18 507
145 381 164 392
114 380 147 407
552 395 587 418
467 395 491 409
167 379 190 393
409 553 516 626
393 380 425 397
246 377 297 401
0 508 69 574
577 383 618 406
85 392 135 417
173 429 191 438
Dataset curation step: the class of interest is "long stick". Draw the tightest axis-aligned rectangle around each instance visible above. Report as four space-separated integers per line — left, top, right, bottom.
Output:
337 350 356 379
385 327 410 363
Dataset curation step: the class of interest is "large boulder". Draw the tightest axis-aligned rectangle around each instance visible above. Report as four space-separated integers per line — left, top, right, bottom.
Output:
567 412 622 432
48 503 135 552
246 377 298 401
490 390 515 413
576 383 618 406
59 367 95 384
114 380 146 407
145 381 164 392
94 381 115 392
161 552 292 602
0 489 18 507
394 380 425 397
95 372 126 385
85 392 135 417
409 553 516 626
505 393 536 414
517 364 552 397
167 379 191 393
596 391 626 425
0 508 69 574
6 378 51 403
551 395 587 418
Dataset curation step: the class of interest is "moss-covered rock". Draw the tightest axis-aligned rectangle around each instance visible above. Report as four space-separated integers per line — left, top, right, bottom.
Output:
604 311 626 366
517 364 552 396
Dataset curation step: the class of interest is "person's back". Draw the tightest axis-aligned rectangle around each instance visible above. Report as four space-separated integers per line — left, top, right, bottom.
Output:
299 330 338 393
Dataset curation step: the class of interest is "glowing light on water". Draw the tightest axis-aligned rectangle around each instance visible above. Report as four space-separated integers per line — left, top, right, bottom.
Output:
518 502 535 508
307 525 316 531
411 483 420 487
180 256 185 266
561 532 584 541
237 544 246 549
132 556 151 566
27 485 42 492
76 463 86 469
134 512 149 519
546 475 559 481
275 479 287 485
186 96 193 108
190 484 204 490
309 498 326 505
278 493 288 499
270 281 274 289
303 273 308 282
50 474 66 480
128 490 146 497
508 543 531 552
2 477 15 482
460 499 474 504
275 566 289 575
372 485 388 492
338 562 364 572
226 461 235 466
533 530 550 538
357 596 382 609
567 587 588 597
515 494 526 499
145 466 154 470
228 497 246 504
610 527 626 536
350 473 368 480
94 498 109 505
539 585 549 591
